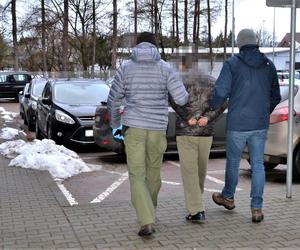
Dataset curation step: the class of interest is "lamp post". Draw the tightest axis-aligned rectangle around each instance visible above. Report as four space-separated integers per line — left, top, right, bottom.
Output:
266 0 299 198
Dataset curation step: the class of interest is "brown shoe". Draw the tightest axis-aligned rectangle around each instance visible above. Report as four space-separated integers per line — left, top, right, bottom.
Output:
212 192 235 210
251 208 264 223
138 223 155 237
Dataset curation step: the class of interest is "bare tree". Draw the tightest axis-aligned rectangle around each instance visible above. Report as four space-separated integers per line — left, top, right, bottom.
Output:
223 0 228 61
154 0 158 36
41 0 47 74
62 0 69 75
175 0 179 47
11 0 18 70
206 0 213 71
183 0 188 45
134 0 137 38
91 0 96 78
111 0 117 70
193 0 200 48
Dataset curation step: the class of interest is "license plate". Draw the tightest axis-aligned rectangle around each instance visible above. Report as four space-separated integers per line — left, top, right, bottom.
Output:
85 130 93 137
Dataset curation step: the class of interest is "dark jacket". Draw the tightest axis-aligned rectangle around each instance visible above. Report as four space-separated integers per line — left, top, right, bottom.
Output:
170 69 227 136
210 45 281 131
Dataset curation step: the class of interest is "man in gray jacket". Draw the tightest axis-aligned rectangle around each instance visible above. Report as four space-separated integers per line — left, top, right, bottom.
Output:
107 32 188 237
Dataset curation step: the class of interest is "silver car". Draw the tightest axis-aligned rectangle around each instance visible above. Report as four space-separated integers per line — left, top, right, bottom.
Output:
243 78 300 180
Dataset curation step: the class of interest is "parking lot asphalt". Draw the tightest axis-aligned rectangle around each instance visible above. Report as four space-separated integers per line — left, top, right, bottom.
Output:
1 114 300 249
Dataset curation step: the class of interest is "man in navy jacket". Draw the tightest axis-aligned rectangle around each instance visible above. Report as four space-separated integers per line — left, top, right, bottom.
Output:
210 28 281 223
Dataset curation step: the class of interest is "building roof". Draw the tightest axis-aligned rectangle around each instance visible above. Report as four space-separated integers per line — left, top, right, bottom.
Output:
278 33 300 47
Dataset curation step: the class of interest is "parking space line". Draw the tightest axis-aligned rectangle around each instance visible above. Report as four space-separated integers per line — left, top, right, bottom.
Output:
162 180 181 185
166 161 242 191
90 172 129 203
56 182 78 206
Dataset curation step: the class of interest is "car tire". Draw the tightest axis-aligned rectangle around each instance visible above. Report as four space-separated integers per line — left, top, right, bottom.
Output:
292 145 300 180
247 159 278 170
28 118 35 132
35 120 43 140
263 162 278 170
47 124 52 140
24 115 28 125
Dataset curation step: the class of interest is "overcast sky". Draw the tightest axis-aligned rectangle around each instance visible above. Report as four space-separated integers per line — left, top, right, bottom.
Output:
214 0 300 42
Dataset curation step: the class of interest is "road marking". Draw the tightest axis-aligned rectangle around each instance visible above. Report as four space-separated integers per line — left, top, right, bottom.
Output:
166 161 242 191
167 161 181 168
90 172 129 203
162 180 181 185
205 188 223 192
56 182 78 206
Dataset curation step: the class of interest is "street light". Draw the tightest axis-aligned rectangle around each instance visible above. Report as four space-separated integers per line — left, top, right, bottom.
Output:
266 0 299 199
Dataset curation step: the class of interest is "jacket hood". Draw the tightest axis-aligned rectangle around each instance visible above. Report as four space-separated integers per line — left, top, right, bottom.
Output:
237 45 269 69
131 42 161 62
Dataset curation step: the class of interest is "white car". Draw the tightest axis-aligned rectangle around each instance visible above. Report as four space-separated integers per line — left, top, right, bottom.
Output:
243 79 300 180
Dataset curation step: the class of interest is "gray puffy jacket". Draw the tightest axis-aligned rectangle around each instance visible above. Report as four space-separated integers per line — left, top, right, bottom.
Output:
108 42 189 131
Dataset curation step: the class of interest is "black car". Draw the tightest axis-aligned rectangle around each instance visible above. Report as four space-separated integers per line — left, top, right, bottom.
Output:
35 79 110 146
19 82 30 119
0 71 32 101
23 78 47 131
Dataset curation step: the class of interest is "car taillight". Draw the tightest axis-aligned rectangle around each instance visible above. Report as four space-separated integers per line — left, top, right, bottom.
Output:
269 106 297 124
102 139 110 145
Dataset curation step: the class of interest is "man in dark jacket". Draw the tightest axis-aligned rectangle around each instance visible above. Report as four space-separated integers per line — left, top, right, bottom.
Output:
210 29 281 223
170 54 226 223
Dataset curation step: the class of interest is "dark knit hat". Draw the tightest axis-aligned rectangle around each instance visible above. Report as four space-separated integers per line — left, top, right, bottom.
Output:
236 29 258 49
136 32 157 46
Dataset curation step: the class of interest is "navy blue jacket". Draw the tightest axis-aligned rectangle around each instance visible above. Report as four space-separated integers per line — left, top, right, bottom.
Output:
210 46 281 131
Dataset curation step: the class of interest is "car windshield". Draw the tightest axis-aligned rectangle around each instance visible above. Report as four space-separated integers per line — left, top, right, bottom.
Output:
32 82 46 97
53 82 110 104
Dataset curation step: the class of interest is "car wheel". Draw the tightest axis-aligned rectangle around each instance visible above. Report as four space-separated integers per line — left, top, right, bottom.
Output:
264 162 278 170
47 124 52 140
28 118 35 132
35 120 43 140
247 159 278 170
293 145 300 180
24 114 28 125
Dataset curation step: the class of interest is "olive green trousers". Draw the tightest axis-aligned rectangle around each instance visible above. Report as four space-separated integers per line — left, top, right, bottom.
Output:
124 127 167 226
176 135 213 215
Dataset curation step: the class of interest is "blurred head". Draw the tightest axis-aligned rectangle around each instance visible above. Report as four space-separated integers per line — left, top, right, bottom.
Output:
136 32 157 47
180 54 196 71
236 28 258 49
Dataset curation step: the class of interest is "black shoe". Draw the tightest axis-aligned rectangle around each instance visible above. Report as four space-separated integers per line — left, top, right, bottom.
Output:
186 211 206 223
251 208 264 223
138 224 155 237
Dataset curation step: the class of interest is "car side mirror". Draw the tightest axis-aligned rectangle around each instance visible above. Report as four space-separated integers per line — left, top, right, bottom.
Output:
41 97 51 105
25 93 30 98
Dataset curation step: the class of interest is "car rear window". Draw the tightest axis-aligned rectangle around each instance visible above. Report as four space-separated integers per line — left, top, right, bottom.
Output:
0 73 31 83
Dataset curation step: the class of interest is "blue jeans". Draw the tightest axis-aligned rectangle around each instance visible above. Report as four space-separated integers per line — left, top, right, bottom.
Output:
222 129 267 209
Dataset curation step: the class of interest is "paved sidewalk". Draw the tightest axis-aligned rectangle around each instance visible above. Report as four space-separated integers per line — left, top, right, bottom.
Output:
1 154 300 250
